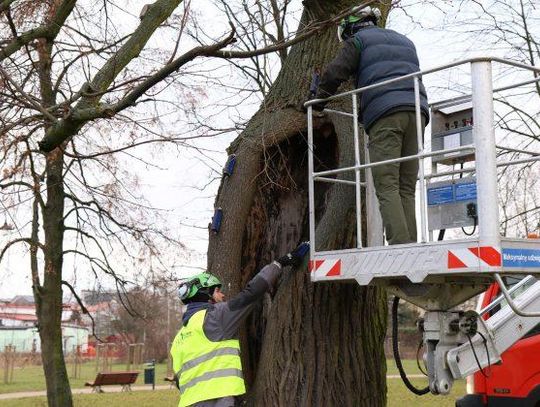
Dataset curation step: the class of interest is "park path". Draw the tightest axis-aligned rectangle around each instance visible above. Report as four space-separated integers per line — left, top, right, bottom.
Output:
0 384 172 400
0 375 425 400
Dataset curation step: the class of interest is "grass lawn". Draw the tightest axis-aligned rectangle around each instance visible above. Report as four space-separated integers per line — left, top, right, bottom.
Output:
0 359 467 406
388 378 465 406
386 358 466 405
0 362 171 394
0 380 466 406
0 359 433 393
386 357 425 376
0 390 179 407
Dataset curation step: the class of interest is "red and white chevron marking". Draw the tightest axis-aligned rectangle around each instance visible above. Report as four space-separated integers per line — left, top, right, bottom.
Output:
309 259 341 277
447 246 501 269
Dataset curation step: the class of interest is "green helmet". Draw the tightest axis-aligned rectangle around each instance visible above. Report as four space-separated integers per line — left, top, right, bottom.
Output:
338 6 381 42
178 272 222 302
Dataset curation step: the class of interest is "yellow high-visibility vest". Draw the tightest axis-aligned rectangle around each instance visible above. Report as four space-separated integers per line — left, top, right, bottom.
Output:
171 310 245 407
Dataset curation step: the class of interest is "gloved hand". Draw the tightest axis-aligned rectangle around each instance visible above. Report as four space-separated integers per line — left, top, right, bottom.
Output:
277 242 310 267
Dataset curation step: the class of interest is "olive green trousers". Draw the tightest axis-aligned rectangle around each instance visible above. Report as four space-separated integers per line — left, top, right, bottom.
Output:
368 111 426 245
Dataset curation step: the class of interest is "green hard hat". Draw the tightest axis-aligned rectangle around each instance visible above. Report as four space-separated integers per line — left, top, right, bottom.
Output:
178 272 222 302
338 6 381 42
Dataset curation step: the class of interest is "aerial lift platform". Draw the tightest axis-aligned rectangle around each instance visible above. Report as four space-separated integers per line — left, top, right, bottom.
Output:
305 57 540 395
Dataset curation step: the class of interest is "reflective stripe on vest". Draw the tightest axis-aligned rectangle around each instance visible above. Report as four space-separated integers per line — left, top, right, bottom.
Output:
170 309 246 407
180 347 240 374
179 368 243 393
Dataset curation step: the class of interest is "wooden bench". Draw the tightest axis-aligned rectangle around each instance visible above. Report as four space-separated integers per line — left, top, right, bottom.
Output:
164 375 178 389
85 371 139 393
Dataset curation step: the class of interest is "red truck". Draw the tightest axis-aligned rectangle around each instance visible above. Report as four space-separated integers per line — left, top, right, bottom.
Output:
456 278 540 407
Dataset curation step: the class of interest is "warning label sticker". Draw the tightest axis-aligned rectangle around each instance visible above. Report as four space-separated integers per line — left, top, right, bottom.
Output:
427 185 454 205
502 248 540 268
455 182 477 201
427 181 477 206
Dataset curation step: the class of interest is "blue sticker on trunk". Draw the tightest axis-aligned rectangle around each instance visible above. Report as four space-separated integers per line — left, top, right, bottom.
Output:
502 248 540 268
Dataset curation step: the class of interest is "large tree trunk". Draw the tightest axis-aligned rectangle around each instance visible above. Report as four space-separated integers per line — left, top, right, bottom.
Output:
208 1 388 405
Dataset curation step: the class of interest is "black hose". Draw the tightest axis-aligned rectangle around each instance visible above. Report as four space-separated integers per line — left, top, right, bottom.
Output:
392 296 430 395
462 216 477 236
467 332 492 378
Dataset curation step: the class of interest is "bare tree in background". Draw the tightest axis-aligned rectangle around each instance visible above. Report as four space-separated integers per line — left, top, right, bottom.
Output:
0 1 199 404
212 0 295 98
111 283 181 362
476 0 540 236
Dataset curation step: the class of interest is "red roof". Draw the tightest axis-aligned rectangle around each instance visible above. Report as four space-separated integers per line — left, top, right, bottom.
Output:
0 313 37 321
0 303 35 309
0 303 73 310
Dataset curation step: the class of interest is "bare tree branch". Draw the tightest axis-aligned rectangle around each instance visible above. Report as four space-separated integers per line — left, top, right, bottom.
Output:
0 0 17 14
0 66 57 122
1 238 45 263
61 279 104 342
0 0 76 62
39 0 184 152
38 0 377 152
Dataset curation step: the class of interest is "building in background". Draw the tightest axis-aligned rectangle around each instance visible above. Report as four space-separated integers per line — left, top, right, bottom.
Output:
0 296 88 353
81 290 119 339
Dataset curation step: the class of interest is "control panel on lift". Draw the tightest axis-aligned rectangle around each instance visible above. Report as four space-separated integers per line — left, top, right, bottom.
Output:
431 102 474 164
427 177 477 230
428 102 477 231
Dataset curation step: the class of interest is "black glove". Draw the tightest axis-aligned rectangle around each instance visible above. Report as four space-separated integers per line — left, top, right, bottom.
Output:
277 242 310 267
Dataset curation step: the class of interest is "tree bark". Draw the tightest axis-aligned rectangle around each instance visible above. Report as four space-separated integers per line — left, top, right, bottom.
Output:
35 35 73 406
38 149 73 407
208 1 387 405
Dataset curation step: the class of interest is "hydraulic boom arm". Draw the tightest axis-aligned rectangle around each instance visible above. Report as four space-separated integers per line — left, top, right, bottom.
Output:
422 279 540 394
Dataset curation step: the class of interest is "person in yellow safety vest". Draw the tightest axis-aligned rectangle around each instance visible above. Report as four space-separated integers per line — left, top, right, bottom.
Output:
171 242 310 407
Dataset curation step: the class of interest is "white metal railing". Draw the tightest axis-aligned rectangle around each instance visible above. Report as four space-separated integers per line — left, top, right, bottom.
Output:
479 275 536 317
305 56 540 261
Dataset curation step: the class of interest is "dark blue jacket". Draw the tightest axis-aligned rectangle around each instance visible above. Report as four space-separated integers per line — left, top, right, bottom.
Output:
315 25 429 131
354 26 429 130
